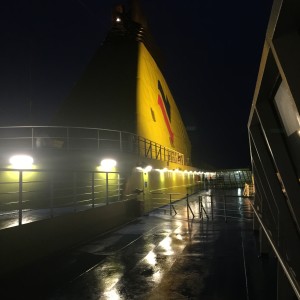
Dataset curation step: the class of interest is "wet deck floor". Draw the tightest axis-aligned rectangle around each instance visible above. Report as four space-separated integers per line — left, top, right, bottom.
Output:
1 189 277 299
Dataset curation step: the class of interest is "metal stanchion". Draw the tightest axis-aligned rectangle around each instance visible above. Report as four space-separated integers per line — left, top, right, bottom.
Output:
73 172 77 212
186 194 195 219
199 195 202 219
50 172 54 218
224 195 227 223
91 172 95 208
210 195 214 220
106 172 109 205
18 171 23 226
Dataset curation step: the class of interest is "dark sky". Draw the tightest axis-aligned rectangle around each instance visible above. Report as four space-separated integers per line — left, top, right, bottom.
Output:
0 0 273 169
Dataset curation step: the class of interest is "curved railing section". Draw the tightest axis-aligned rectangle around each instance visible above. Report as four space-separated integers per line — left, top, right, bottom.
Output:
0 126 185 165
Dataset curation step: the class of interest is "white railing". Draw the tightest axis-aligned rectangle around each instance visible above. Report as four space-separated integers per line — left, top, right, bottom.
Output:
0 168 124 229
0 126 185 165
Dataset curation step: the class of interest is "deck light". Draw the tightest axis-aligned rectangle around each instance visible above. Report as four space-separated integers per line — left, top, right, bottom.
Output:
9 155 33 169
144 165 152 172
100 159 117 171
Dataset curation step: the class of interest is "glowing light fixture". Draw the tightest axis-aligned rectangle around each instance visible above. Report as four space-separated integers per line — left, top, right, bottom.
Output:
100 159 117 171
9 155 33 169
144 165 152 172
116 17 121 22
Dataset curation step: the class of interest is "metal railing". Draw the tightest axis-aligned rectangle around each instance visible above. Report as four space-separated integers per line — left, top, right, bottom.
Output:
250 201 300 300
0 168 125 229
205 169 252 189
0 126 185 165
149 189 253 223
198 194 253 222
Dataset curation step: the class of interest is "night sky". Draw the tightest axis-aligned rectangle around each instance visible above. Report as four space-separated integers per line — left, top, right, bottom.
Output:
0 0 273 169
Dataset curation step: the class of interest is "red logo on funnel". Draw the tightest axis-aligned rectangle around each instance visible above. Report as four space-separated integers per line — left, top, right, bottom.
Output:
157 80 174 145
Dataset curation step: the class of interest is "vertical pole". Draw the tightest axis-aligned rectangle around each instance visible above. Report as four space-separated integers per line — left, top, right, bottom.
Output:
106 172 109 205
73 172 77 212
118 173 120 201
229 172 232 188
92 172 95 208
97 129 99 150
199 195 202 218
137 136 141 156
31 127 34 149
67 127 69 150
169 194 172 216
186 193 190 219
119 131 123 152
159 145 162 160
50 172 54 218
224 195 227 223
211 195 214 220
18 171 23 226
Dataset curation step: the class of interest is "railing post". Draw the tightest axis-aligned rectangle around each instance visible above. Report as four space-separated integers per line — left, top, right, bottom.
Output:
92 172 95 208
67 127 70 150
50 172 54 218
31 127 34 149
97 129 100 150
186 193 195 219
137 136 141 156
169 194 172 216
211 195 214 220
119 131 123 152
18 170 23 226
106 172 109 205
73 172 77 212
118 173 121 201
224 195 227 223
199 195 202 218
187 193 190 219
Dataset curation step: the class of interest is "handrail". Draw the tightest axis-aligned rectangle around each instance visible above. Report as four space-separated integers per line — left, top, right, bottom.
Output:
250 201 300 299
0 125 185 165
0 168 124 229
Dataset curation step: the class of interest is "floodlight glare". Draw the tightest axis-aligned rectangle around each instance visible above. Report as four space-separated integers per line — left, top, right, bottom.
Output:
9 155 33 169
144 165 152 172
100 159 117 171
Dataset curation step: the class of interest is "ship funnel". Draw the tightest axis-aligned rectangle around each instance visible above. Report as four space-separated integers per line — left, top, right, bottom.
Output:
130 0 148 28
